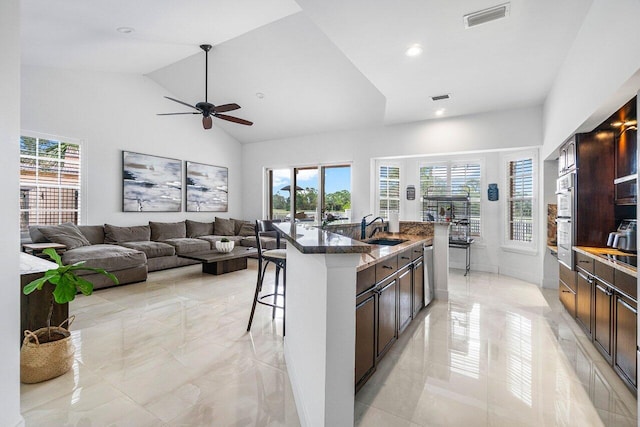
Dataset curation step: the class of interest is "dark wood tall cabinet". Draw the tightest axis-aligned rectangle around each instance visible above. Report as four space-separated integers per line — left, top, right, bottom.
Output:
574 132 616 247
614 293 637 389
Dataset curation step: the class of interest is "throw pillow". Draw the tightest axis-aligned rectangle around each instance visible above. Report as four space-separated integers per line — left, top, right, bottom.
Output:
104 224 151 243
150 221 187 241
238 222 256 237
186 220 214 238
214 217 235 236
38 222 91 250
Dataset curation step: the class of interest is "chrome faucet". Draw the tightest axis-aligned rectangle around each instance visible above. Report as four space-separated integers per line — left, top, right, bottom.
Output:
361 214 384 239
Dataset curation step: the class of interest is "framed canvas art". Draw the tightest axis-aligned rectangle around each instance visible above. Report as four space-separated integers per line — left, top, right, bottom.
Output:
186 161 228 212
122 151 182 212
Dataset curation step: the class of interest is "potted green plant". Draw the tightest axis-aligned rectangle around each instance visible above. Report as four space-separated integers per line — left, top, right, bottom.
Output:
20 248 118 383
215 237 234 253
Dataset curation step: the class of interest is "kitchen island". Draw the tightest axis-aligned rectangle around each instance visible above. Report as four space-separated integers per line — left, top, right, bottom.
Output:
274 222 441 426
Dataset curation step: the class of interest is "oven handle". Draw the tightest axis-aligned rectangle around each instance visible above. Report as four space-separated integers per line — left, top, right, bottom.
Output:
556 218 571 224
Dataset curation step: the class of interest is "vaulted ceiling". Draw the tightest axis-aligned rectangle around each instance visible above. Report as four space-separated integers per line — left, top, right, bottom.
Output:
22 0 592 143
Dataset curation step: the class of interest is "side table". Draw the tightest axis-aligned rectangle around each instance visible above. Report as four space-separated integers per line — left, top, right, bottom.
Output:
22 242 67 258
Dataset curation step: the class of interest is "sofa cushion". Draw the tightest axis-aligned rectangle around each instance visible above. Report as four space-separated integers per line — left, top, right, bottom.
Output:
214 217 235 236
29 226 49 244
62 244 146 272
236 221 256 237
185 220 214 238
119 241 176 259
240 236 281 250
78 225 105 245
163 238 210 255
38 223 91 250
197 235 244 246
104 224 151 244
150 221 187 241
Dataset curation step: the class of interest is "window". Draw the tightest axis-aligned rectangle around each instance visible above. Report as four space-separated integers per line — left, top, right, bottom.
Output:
378 165 400 220
507 157 534 242
267 164 351 222
420 161 481 236
19 135 82 232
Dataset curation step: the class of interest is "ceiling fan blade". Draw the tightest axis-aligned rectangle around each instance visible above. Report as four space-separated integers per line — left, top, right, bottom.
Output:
202 116 213 129
164 96 200 111
213 103 241 113
157 112 200 116
215 113 253 126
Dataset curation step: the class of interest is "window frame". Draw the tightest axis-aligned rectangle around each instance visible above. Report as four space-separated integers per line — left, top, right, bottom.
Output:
502 149 538 252
19 131 86 232
418 159 483 238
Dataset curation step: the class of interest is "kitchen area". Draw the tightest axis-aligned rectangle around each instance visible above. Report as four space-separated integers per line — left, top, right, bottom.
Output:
555 96 638 395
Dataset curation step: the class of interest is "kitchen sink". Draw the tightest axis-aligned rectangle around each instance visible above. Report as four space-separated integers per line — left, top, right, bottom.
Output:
366 238 407 246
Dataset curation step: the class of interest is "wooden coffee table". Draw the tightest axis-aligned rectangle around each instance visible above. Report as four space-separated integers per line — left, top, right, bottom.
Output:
180 246 258 275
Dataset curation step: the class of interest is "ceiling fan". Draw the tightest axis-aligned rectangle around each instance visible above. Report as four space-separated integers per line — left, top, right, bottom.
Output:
158 44 253 129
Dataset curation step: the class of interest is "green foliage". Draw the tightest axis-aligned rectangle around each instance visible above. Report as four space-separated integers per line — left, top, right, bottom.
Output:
23 248 119 304
220 237 230 243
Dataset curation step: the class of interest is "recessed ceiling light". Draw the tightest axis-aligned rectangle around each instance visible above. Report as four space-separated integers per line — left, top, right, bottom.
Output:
116 27 135 34
256 92 265 99
405 44 423 57
435 108 446 116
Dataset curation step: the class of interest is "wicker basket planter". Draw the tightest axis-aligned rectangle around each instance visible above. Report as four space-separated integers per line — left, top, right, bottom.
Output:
20 317 75 384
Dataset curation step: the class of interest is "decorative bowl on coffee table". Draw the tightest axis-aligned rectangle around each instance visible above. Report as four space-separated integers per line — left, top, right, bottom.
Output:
215 240 235 253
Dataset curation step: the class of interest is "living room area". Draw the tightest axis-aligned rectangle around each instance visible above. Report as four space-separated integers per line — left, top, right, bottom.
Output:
3 1 640 426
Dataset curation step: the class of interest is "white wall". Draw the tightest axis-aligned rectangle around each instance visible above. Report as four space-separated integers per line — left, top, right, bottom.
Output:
243 106 545 284
542 0 640 159
0 1 23 425
21 66 243 226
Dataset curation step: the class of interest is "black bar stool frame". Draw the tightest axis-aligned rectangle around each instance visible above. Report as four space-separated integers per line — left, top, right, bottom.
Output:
246 220 287 336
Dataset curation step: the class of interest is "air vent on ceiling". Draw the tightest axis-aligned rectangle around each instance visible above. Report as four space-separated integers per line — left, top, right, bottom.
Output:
431 94 450 101
464 3 510 29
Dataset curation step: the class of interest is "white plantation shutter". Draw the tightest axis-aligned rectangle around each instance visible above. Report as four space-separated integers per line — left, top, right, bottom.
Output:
420 162 481 236
508 158 533 242
378 165 400 219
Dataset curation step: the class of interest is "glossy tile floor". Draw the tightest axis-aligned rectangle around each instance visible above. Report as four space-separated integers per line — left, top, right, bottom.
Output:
21 263 637 426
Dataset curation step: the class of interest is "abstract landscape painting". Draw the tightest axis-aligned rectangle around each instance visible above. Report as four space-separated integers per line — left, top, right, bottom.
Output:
186 161 228 212
122 151 182 212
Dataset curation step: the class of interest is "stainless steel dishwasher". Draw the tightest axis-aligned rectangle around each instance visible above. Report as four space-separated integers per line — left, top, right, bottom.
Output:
424 244 434 306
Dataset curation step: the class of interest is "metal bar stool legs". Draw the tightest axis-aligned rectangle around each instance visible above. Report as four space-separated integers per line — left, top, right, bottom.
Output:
246 258 286 335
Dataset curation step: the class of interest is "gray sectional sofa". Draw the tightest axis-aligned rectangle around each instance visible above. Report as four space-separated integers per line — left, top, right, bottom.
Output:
26 218 283 290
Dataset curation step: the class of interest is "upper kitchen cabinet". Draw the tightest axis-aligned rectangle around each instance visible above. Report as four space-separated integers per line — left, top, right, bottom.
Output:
613 97 637 205
574 132 616 247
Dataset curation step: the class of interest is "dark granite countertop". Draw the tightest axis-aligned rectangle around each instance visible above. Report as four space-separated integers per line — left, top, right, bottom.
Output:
275 223 432 272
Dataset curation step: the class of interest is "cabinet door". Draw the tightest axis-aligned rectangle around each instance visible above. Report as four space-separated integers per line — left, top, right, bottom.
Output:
593 281 613 362
559 280 576 318
397 266 412 335
576 271 593 338
412 258 424 318
355 292 376 390
377 277 397 359
614 295 637 390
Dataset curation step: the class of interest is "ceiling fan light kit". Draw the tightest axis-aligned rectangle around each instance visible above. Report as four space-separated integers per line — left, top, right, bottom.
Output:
158 44 253 129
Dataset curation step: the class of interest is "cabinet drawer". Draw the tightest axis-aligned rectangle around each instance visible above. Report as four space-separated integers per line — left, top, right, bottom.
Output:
614 269 637 300
575 252 594 274
559 263 576 292
410 245 424 261
398 249 412 268
376 256 398 282
594 260 614 285
356 265 376 296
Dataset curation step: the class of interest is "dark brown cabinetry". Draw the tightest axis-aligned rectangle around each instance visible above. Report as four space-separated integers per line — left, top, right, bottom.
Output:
576 270 594 338
412 258 424 318
562 251 637 393
397 265 413 335
593 278 613 362
355 291 375 389
614 293 637 389
558 263 576 317
355 244 428 391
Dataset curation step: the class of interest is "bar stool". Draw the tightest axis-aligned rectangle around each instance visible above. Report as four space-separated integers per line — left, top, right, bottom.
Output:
246 220 287 335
